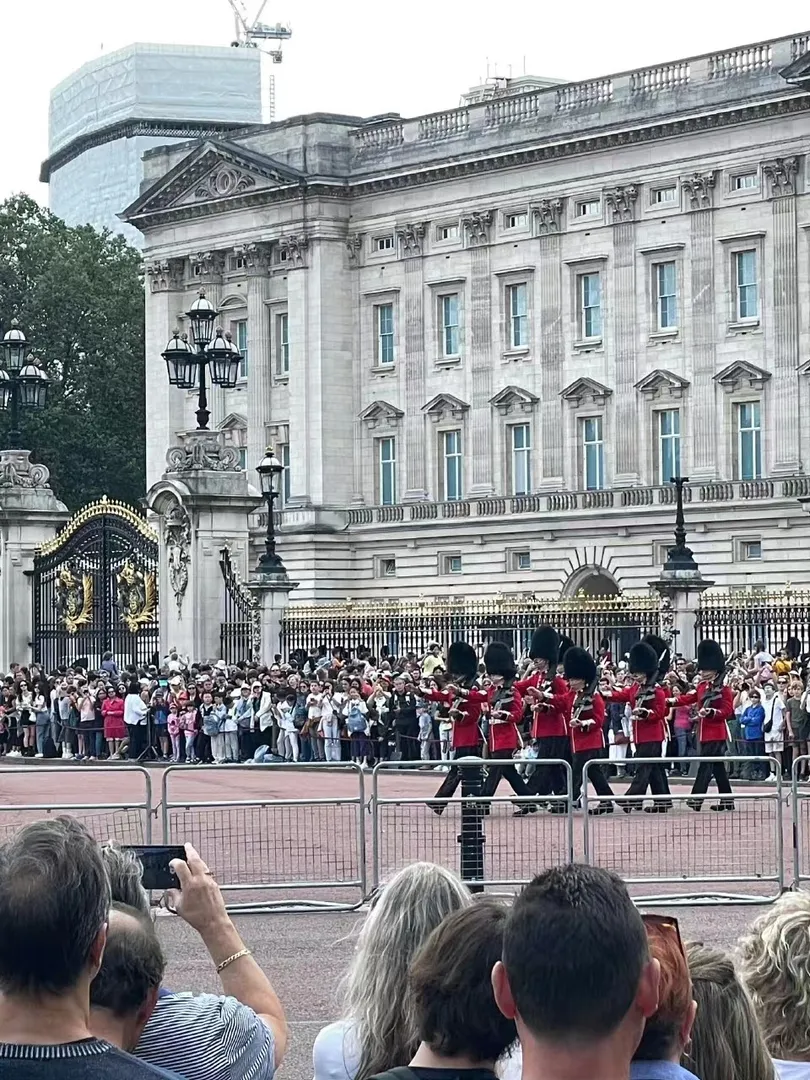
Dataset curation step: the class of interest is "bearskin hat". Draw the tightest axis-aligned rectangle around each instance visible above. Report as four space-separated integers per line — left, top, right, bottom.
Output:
785 636 803 661
529 625 560 666
563 646 597 685
446 640 478 681
696 639 726 675
643 634 671 682
484 641 517 679
628 641 659 679
558 635 576 664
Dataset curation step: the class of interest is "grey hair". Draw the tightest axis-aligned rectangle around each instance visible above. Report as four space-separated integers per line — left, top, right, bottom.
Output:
738 890 810 1061
342 862 472 1080
100 842 150 918
684 942 774 1080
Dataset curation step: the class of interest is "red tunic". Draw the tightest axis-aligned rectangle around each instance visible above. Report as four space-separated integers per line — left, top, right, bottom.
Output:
673 681 734 743
609 683 668 745
568 690 606 754
424 686 484 751
487 686 524 754
517 673 570 739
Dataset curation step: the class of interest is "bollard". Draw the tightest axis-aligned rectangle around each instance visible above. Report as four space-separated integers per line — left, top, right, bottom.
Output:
457 757 485 893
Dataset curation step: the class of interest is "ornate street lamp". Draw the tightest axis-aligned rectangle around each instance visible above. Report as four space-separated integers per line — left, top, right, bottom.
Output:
160 290 242 430
0 320 50 448
255 446 286 575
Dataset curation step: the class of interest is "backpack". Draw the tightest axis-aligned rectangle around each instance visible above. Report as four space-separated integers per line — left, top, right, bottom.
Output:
347 707 366 734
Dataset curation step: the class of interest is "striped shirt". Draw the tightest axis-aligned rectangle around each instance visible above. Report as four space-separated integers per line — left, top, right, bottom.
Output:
136 993 276 1080
0 1038 179 1078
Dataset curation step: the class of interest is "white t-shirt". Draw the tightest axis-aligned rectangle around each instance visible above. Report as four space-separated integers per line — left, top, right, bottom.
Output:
312 1019 359 1080
775 1062 810 1080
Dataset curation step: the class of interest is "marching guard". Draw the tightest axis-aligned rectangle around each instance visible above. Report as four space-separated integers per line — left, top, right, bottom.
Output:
425 640 487 815
479 642 533 812
564 646 615 814
671 639 735 811
605 635 671 813
517 626 572 801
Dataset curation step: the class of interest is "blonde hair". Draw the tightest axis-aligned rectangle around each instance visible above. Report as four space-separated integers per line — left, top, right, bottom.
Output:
738 891 810 1061
342 862 472 1080
685 943 774 1080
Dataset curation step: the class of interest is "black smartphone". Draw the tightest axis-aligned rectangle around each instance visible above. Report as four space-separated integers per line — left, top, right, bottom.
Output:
123 845 187 891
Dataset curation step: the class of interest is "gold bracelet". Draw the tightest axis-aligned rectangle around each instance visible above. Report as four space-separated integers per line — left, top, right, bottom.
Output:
216 948 251 974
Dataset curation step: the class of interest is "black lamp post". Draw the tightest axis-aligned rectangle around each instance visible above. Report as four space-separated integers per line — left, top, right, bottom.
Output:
0 320 50 448
662 475 699 572
161 290 242 430
256 446 286 575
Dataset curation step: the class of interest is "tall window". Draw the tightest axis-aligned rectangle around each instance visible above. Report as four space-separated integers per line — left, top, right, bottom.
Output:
654 262 678 330
378 437 396 505
580 273 602 340
735 250 759 321
441 430 463 501
582 416 604 490
233 320 248 378
275 313 289 374
376 304 395 366
657 409 681 484
441 294 460 357
507 283 528 349
736 401 762 480
510 423 531 495
280 443 291 506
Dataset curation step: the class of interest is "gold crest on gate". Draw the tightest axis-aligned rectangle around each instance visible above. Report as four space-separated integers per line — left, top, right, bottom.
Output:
117 560 157 632
55 564 93 634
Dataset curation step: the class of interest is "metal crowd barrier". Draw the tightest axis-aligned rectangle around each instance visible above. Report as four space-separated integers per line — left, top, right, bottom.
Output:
160 762 366 912
791 755 810 887
583 756 784 906
371 758 575 891
0 766 152 845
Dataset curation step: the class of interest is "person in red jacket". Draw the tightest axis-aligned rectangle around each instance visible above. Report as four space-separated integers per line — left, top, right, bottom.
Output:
564 646 614 814
518 626 571 801
605 636 672 813
671 639 734 811
479 643 532 812
426 640 486 815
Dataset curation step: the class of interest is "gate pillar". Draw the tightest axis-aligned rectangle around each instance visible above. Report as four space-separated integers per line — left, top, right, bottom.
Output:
146 432 262 663
0 451 68 670
248 574 297 664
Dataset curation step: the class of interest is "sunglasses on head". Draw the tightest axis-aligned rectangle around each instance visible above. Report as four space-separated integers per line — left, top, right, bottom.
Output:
641 912 684 956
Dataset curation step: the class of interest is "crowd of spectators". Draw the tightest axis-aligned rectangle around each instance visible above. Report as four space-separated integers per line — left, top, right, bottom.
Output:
2 815 810 1079
1 636 808 776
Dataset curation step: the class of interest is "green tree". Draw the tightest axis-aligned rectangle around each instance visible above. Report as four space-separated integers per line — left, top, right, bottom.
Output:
0 193 145 510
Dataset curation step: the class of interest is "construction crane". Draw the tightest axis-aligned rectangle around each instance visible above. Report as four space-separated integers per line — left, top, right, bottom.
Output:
227 0 291 62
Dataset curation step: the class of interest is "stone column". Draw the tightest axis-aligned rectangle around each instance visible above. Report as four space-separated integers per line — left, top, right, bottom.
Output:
532 199 565 489
248 575 297 663
0 451 68 670
682 173 718 481
144 258 185 489
245 244 272 476
764 157 801 474
347 233 365 504
397 223 428 500
145 430 262 662
462 211 495 496
284 234 354 508
606 186 639 486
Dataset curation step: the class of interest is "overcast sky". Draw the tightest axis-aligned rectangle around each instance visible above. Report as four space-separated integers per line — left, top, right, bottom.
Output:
0 1 806 203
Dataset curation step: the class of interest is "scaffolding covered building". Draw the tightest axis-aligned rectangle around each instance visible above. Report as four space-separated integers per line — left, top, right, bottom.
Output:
41 43 267 245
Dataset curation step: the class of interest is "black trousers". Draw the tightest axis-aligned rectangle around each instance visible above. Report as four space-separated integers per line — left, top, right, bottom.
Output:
527 735 571 796
626 741 671 801
396 725 420 760
572 748 614 803
692 740 733 796
127 725 146 759
481 749 530 798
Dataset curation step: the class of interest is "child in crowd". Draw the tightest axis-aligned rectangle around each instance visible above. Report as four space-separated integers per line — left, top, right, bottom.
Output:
344 686 370 766
277 693 299 762
150 688 170 760
417 696 433 762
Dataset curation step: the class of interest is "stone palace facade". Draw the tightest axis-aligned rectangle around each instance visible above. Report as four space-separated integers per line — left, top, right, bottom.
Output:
125 32 810 603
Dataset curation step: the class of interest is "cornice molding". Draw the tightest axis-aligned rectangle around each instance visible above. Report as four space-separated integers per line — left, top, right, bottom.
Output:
130 94 810 231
